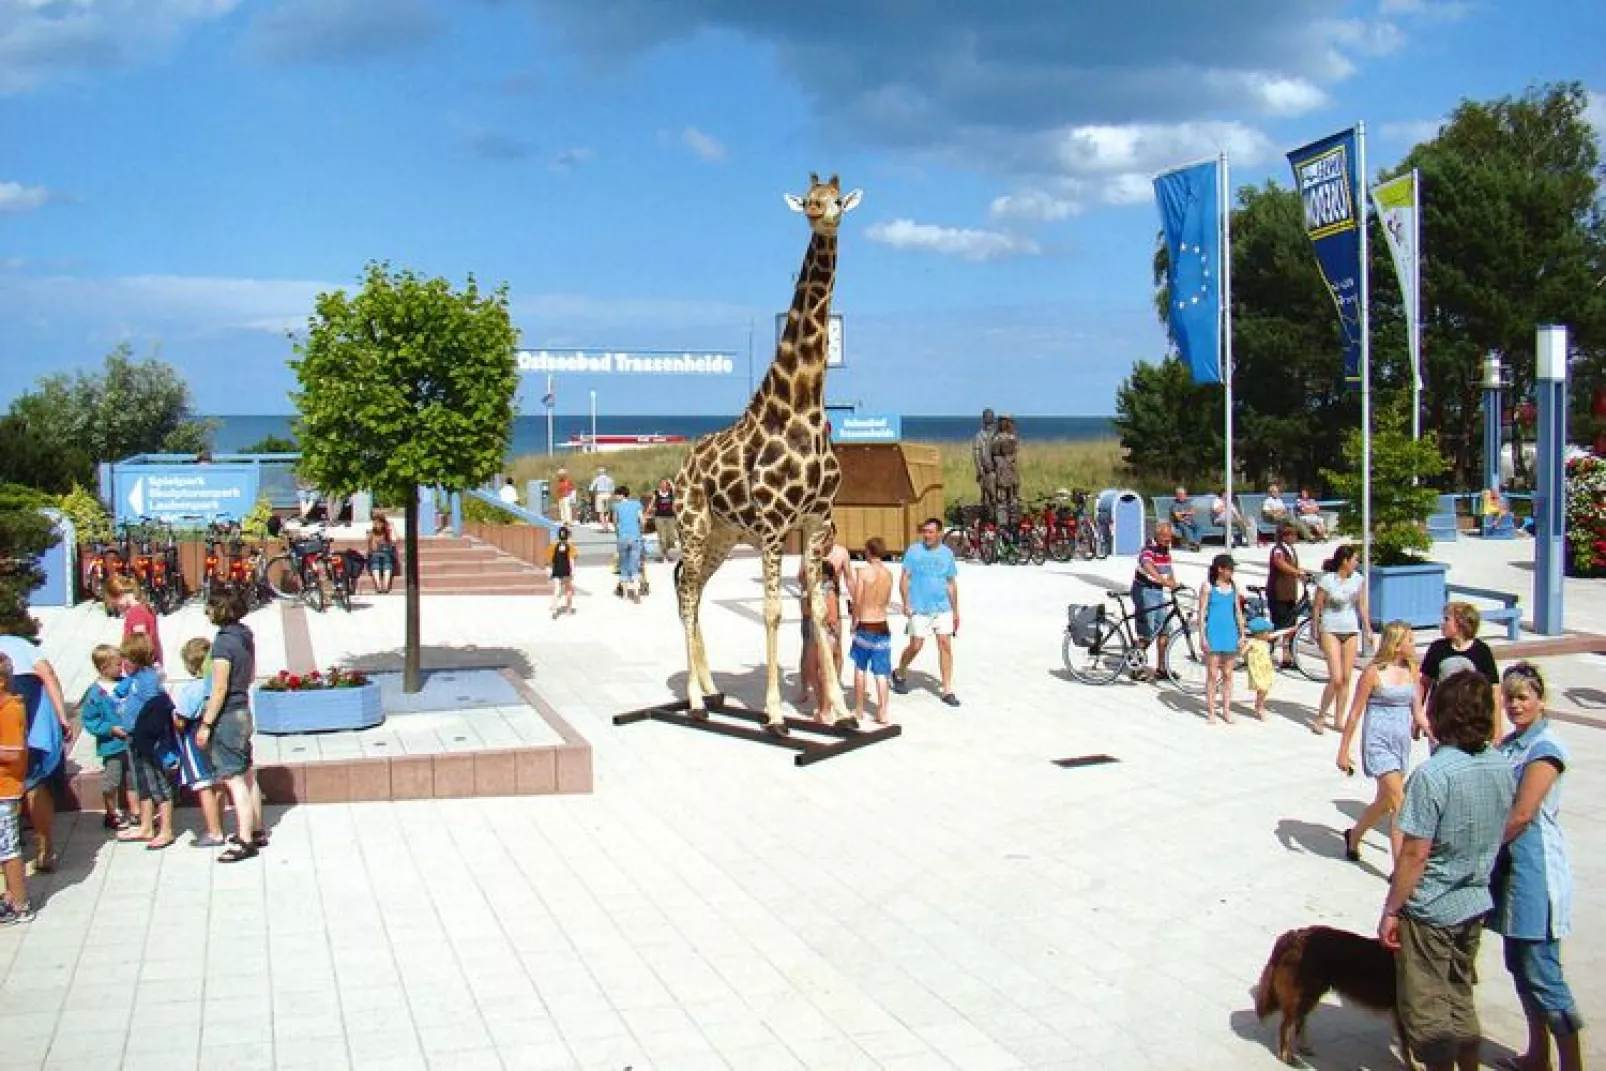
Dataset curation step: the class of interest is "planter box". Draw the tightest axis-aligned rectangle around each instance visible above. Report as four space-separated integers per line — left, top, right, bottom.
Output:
254 681 384 734
1368 561 1449 630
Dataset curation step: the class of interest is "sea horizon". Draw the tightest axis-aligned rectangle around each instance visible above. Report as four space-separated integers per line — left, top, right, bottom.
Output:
207 413 1119 458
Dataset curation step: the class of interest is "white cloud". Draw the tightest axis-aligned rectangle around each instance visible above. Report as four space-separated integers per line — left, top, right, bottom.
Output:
1380 118 1443 144
0 272 334 337
990 187 1081 223
0 0 237 92
679 126 727 162
1204 71 1329 117
1048 120 1275 176
0 180 50 212
865 219 1040 261
1100 174 1155 206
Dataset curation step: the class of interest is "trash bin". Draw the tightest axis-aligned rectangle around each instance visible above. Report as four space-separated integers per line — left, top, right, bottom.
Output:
526 479 548 517
34 509 76 607
1096 489 1146 557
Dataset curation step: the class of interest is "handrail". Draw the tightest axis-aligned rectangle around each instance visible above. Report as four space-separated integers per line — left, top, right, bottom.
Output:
463 487 559 535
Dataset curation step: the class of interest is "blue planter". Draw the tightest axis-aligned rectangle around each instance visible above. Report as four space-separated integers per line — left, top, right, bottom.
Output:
1367 561 1449 629
254 681 384 734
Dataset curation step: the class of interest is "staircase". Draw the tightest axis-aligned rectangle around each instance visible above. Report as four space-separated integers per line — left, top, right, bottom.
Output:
342 535 550 596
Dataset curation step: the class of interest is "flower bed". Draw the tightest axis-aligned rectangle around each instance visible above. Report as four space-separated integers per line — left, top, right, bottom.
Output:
1564 454 1606 577
255 666 383 734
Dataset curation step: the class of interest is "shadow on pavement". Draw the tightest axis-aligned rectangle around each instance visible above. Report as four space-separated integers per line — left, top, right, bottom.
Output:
1226 1003 1416 1070
342 644 535 679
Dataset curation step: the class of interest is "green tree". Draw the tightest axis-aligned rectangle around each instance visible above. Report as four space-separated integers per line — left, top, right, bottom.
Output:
291 263 519 691
6 345 217 477
1112 356 1222 485
1395 82 1606 483
0 483 61 639
240 434 299 455
0 412 94 493
1322 398 1448 565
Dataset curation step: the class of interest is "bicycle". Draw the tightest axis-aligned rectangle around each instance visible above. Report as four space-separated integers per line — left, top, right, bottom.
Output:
262 525 332 612
1062 586 1202 690
941 504 999 564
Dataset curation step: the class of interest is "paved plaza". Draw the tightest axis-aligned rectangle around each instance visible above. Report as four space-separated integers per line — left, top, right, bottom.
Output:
2 532 1603 1069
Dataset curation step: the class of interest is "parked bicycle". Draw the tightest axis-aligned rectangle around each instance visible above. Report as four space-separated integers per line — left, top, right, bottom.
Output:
941 503 1000 564
262 525 335 612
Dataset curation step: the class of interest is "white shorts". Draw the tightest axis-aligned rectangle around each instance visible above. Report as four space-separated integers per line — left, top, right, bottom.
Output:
906 611 955 639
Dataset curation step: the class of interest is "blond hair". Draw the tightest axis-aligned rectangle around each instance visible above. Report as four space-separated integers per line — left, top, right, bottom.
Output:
1373 620 1416 670
121 632 156 669
91 643 123 678
181 637 211 677
1444 600 1481 640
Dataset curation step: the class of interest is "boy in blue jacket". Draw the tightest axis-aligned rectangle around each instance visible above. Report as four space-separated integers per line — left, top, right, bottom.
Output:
78 644 133 831
115 634 177 850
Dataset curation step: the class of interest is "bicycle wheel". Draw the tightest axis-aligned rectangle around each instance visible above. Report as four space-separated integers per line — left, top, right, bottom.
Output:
331 566 353 612
1160 621 1209 695
263 554 302 600
1048 534 1073 562
300 565 327 613
1074 524 1096 560
1062 621 1129 685
979 531 998 564
1293 619 1330 683
1029 533 1048 566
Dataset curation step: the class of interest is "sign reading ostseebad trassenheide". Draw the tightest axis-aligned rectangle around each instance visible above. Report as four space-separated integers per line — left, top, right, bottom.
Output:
831 414 901 444
112 464 261 525
517 350 737 375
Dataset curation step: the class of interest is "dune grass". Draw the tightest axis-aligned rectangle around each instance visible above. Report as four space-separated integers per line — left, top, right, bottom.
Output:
507 437 1137 512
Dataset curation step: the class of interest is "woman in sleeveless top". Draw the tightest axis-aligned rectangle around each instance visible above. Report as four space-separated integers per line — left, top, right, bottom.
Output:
1336 620 1430 867
548 526 576 617
1310 543 1373 735
1198 554 1245 724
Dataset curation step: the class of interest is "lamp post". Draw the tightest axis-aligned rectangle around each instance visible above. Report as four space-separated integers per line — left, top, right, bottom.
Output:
1533 326 1568 635
589 390 597 454
1482 352 1504 494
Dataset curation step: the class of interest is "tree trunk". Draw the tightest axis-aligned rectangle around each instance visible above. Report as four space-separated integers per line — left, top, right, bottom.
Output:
404 484 423 693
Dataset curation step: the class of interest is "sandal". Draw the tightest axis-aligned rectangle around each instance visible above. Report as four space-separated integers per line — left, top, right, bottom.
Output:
1343 828 1362 862
145 838 175 852
218 841 259 864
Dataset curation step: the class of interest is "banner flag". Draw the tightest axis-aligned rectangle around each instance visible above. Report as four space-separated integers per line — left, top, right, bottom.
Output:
1371 171 1422 390
1288 129 1364 387
1153 159 1222 384
542 374 556 409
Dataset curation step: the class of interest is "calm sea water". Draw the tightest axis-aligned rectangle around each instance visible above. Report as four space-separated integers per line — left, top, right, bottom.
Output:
209 414 1116 458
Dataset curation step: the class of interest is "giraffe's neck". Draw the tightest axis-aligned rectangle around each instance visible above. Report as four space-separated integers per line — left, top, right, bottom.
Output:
755 229 837 407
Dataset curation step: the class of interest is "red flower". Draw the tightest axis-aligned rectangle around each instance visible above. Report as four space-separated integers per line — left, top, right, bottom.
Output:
287 674 302 689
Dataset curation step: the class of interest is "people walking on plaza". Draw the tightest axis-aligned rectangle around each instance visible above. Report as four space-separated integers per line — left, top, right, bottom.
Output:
548 526 577 617
612 485 645 602
590 467 616 532
1131 522 1180 680
991 414 1021 521
194 591 262 863
0 624 71 875
972 408 998 510
651 478 679 561
0 653 35 925
1489 663 1585 1071
1198 554 1245 724
891 517 961 706
78 644 134 831
367 513 398 594
1169 486 1201 550
1420 600 1503 740
1266 523 1306 668
174 638 225 847
555 468 576 525
1311 544 1371 735
849 536 895 725
1378 670 1514 1071
1336 621 1430 869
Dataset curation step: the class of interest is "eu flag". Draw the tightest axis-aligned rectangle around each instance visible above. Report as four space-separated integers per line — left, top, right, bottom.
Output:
1153 160 1223 384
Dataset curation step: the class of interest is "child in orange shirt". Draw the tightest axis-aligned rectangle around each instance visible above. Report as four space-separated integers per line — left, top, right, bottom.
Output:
0 653 34 925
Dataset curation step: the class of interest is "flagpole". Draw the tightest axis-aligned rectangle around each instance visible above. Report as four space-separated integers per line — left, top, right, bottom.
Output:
1220 152 1234 537
1409 168 1422 443
1358 122 1373 603
546 374 554 457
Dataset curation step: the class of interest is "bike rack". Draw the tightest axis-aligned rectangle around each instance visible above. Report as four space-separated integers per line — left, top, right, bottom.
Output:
613 693 901 767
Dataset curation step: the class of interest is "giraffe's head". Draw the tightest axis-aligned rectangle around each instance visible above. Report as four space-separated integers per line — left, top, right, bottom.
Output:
784 173 863 235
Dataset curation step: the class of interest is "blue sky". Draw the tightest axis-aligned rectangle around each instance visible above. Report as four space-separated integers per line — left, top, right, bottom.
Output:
2 0 1602 418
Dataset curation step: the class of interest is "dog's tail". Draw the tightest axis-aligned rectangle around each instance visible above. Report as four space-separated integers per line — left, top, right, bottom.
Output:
1254 930 1299 1020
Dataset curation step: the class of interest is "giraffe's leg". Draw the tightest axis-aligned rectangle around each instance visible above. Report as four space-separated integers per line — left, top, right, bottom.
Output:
759 542 788 732
688 529 736 699
676 550 710 720
801 519 854 729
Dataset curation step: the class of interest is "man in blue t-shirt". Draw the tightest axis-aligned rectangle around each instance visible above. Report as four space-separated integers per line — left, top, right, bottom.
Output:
612 486 646 603
891 517 961 706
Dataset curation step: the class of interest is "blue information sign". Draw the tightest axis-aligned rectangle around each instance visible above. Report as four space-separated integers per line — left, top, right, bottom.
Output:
111 464 261 525
831 414 901 443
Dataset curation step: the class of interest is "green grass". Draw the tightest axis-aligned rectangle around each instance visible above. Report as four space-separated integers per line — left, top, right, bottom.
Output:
507 437 1138 512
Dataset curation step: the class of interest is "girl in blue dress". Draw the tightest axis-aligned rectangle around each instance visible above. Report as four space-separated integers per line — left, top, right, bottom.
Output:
1336 620 1430 867
1490 663 1584 1071
1197 554 1245 724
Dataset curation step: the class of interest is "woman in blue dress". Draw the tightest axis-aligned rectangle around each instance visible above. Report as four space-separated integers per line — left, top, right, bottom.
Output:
1197 554 1245 724
1336 620 1430 867
1490 663 1584 1071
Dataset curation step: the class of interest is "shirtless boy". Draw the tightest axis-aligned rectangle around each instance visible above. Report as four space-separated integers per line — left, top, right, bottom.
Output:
849 537 895 724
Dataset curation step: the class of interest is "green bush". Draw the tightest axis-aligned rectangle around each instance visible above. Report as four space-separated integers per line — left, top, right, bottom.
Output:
0 483 61 639
242 494 276 542
59 484 113 545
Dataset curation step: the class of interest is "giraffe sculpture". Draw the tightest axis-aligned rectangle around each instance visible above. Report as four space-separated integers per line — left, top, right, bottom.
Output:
673 173 862 733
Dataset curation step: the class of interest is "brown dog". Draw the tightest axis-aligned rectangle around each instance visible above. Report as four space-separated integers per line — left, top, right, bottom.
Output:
1254 925 1414 1068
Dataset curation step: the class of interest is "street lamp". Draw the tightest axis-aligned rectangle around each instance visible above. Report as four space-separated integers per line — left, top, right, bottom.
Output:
589 390 597 454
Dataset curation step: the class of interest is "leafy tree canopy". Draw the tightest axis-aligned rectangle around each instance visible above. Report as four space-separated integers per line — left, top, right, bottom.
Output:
0 483 61 639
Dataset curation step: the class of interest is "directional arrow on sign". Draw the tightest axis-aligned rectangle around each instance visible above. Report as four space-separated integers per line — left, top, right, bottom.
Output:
128 477 144 517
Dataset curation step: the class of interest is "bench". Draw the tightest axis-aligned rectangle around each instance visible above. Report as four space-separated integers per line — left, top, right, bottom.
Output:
1236 493 1287 541
1151 495 1226 546
1445 582 1521 642
1427 493 1459 543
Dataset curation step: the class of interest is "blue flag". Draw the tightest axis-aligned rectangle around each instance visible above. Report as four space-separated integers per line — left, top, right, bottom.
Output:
1288 129 1363 387
1153 160 1222 384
